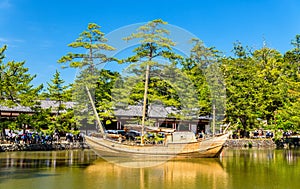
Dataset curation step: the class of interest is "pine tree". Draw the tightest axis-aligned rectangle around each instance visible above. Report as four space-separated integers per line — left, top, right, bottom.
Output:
58 23 116 128
119 19 197 139
181 38 223 117
252 46 285 127
277 35 300 131
58 23 116 68
45 70 75 133
222 42 259 134
47 70 69 114
95 69 120 124
121 19 178 121
0 45 43 136
0 45 42 107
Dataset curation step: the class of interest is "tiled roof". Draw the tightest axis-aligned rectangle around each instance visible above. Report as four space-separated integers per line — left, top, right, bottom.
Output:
39 100 75 110
0 104 33 112
1 100 209 120
114 105 178 118
0 100 74 113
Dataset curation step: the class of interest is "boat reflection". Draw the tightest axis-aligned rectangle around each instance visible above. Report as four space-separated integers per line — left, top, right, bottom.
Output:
85 157 228 189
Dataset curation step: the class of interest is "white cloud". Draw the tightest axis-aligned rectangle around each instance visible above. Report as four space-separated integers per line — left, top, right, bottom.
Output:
0 0 12 9
0 37 8 42
0 37 25 43
0 37 25 48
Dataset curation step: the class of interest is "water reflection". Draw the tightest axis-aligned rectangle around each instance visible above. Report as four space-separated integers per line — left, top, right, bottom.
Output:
0 150 98 169
222 148 300 164
283 149 300 164
1 149 300 189
85 158 228 189
221 148 300 189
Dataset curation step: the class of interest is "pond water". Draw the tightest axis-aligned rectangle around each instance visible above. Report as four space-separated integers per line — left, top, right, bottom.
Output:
0 148 299 189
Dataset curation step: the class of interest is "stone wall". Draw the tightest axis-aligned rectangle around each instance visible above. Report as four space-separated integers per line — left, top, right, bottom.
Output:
224 139 276 148
1 139 279 152
0 142 88 152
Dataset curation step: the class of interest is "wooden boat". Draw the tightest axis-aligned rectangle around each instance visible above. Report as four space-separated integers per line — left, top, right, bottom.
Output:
83 61 229 159
85 132 229 159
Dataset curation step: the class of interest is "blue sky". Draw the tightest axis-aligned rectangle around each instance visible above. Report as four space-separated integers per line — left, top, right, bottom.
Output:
0 0 299 87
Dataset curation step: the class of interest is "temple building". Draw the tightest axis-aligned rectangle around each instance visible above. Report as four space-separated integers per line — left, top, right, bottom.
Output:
0 101 211 135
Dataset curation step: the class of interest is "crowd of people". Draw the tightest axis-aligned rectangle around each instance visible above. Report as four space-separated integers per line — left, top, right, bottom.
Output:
4 130 84 145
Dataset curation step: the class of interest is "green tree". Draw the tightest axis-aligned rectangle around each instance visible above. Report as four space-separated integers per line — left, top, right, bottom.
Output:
252 46 286 127
45 70 75 133
223 42 286 135
277 35 300 131
58 23 116 68
58 23 116 129
181 38 223 117
0 45 43 137
30 106 52 132
120 19 186 128
95 69 120 124
0 45 42 107
222 42 260 134
47 70 70 114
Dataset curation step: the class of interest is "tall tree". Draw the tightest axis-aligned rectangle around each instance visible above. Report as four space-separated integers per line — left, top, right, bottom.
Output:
45 70 75 133
122 19 176 120
119 19 197 138
252 46 285 126
47 70 70 114
0 45 42 107
277 35 300 131
95 69 120 124
223 42 286 135
58 23 116 128
58 23 116 68
222 42 259 134
0 45 43 136
181 38 223 117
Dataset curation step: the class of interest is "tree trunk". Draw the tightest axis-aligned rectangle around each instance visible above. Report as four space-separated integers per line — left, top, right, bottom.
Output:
1 128 6 141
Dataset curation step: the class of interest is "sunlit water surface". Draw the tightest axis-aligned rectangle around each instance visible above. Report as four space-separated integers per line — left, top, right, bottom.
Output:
0 148 299 189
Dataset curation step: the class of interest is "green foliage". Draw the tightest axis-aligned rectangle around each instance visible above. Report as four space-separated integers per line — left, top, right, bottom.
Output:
222 38 300 134
276 35 300 131
1 22 300 136
0 45 43 107
45 70 75 133
0 45 43 135
30 106 52 132
47 70 70 101
119 19 195 120
95 69 120 124
182 38 224 118
58 23 117 129
58 23 116 68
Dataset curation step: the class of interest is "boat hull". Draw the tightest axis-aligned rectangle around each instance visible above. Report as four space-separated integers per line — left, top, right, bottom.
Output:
85 133 228 159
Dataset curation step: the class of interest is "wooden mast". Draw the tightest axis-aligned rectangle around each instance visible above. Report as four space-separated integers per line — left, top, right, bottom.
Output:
85 86 106 135
140 64 150 145
212 104 216 137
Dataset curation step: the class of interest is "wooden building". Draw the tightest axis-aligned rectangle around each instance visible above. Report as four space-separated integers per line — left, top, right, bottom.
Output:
1 101 211 135
107 104 210 135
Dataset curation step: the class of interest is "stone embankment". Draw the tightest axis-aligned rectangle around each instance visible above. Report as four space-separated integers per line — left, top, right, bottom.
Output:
3 138 298 152
224 139 276 148
0 142 88 152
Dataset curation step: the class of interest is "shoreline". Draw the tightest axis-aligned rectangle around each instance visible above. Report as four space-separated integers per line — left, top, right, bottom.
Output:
0 141 88 152
1 138 299 152
224 139 276 148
